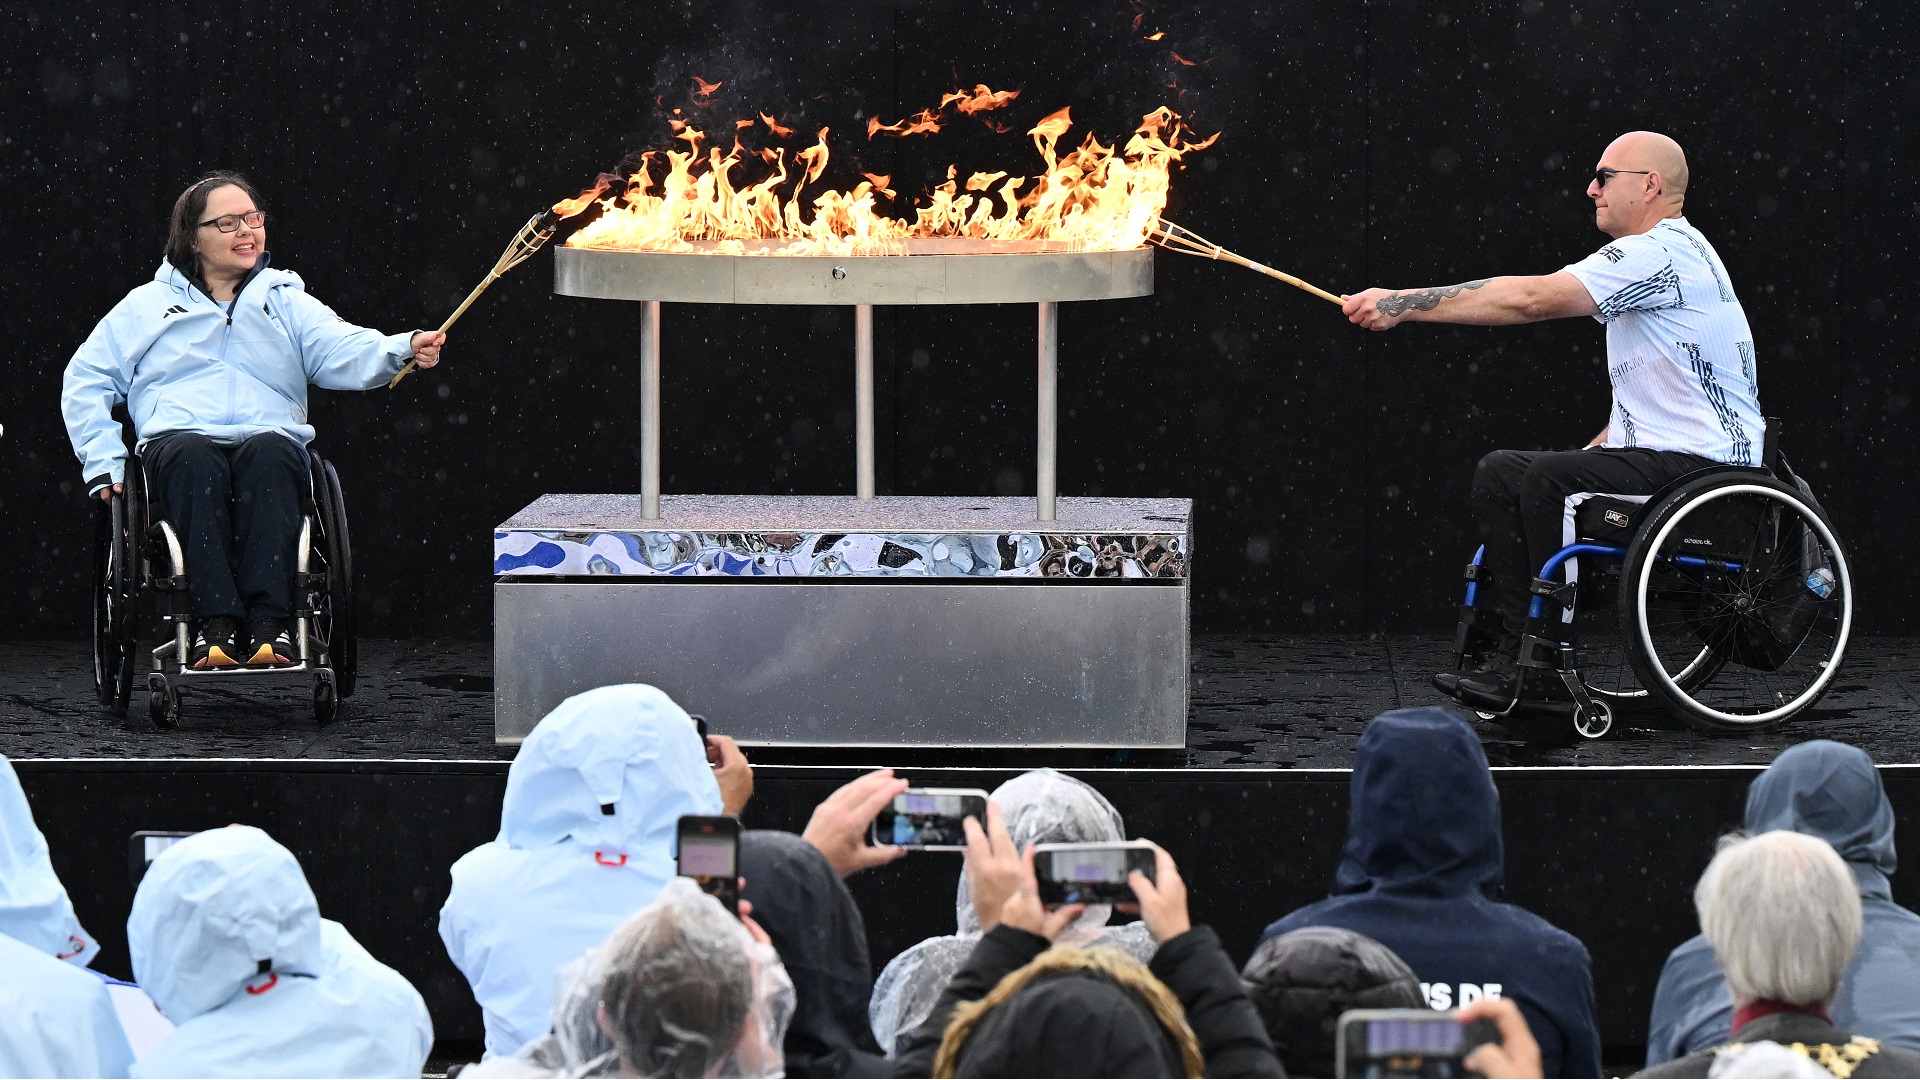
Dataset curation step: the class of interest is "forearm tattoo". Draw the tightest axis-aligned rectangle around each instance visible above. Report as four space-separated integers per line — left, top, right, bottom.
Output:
1377 278 1491 317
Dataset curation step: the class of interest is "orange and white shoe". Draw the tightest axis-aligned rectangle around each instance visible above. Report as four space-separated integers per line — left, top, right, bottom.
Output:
246 619 296 666
189 617 242 669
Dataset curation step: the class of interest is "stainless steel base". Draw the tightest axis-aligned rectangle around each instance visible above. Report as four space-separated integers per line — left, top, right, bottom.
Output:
494 579 1189 748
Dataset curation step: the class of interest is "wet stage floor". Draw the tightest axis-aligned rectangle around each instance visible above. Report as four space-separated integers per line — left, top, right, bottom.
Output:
2 635 1915 767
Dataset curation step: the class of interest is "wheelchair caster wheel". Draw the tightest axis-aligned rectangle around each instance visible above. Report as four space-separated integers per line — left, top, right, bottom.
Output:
313 678 337 725
1574 699 1613 740
148 684 180 730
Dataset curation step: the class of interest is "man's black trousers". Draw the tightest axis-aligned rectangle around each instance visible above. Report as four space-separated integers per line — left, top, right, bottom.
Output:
143 431 307 624
1470 447 1717 637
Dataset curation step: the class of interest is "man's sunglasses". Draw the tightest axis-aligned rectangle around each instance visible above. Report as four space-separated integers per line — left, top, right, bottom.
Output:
1593 168 1652 188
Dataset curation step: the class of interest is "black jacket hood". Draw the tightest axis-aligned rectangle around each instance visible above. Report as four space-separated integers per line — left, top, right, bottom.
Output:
738 830 887 1078
1745 739 1897 899
1332 708 1504 899
951 970 1186 1077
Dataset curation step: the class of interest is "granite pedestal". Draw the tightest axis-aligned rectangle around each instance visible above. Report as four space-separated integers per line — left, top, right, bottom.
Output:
493 494 1191 747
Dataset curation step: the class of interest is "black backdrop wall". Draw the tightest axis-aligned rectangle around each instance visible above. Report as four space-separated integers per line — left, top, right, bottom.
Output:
4 0 1915 638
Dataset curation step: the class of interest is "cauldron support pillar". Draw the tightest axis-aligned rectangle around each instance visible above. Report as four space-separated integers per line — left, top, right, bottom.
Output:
641 300 662 519
1037 300 1058 521
856 304 875 499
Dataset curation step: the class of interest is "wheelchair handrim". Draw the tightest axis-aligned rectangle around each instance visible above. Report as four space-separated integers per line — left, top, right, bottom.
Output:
1632 482 1852 726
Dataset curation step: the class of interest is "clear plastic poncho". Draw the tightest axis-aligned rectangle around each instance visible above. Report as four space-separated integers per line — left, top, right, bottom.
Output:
867 769 1156 1056
464 878 795 1079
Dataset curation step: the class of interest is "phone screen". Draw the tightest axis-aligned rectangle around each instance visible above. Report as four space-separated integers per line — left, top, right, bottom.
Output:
1033 843 1157 905
1336 1010 1496 1079
676 816 740 915
129 831 196 885
1366 1017 1464 1056
870 789 988 849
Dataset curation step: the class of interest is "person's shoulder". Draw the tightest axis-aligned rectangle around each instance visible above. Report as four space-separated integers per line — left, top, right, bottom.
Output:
0 935 105 997
1483 900 1592 963
446 841 528 892
1632 1048 1714 1077
1864 1043 1920 1075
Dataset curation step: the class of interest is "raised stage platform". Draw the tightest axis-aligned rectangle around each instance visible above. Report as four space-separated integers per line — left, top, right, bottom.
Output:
4 635 1918 1067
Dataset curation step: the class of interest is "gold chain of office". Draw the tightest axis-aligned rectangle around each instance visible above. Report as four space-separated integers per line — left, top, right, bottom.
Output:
1719 1036 1881 1079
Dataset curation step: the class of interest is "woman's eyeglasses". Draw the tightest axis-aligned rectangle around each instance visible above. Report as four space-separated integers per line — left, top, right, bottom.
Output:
197 210 266 232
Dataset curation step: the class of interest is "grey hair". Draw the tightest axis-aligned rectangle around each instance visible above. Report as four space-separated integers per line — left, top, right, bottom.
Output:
1696 830 1861 1006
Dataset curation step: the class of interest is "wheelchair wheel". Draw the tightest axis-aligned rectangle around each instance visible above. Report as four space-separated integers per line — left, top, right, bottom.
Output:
311 456 357 698
92 474 143 716
1621 473 1852 733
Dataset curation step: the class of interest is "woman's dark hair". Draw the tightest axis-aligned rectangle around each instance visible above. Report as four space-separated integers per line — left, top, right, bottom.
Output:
164 171 265 276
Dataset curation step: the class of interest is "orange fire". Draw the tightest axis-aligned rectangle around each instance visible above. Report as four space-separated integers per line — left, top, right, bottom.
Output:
563 88 1217 257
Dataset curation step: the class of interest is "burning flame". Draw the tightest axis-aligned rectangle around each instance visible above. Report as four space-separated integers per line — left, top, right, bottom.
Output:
563 88 1217 257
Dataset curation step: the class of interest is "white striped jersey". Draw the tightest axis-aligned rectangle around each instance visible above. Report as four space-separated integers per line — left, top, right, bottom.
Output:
1561 217 1765 465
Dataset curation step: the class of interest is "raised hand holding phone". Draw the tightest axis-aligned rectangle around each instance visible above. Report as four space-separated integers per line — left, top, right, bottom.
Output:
1127 843 1191 944
961 802 1025 932
803 768 910 877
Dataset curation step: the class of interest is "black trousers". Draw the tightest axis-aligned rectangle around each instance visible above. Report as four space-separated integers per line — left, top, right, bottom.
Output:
1470 447 1716 637
143 431 308 624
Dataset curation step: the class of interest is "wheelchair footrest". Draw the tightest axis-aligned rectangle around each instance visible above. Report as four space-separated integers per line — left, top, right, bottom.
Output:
1529 576 1577 609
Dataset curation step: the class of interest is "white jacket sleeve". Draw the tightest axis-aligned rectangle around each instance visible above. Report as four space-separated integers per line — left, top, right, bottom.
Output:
275 288 416 391
61 307 139 493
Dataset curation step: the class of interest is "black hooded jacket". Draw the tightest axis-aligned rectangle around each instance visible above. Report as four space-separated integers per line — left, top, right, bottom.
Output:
740 831 890 1078
1258 708 1601 1078
892 922 1283 1077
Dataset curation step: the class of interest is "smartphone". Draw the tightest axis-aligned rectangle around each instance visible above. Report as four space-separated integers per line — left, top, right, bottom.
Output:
676 815 740 915
1031 840 1158 905
1334 1009 1501 1078
129 830 196 885
688 713 721 768
868 787 990 850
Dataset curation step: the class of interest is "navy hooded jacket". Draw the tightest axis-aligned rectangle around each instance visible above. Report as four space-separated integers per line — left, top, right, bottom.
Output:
1258 708 1601 1078
1644 740 1920 1066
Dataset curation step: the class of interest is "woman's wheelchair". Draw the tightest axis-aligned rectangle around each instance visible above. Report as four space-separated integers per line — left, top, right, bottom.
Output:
1443 431 1852 742
92 447 357 727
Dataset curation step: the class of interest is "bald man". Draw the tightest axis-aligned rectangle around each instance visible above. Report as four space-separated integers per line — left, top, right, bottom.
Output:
1344 132 1764 708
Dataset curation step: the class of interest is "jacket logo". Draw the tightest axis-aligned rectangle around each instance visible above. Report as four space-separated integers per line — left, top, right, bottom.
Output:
162 305 188 318
1422 982 1503 1010
1604 509 1631 529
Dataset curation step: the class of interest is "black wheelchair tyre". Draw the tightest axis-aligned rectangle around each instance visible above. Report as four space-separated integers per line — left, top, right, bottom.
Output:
1619 472 1852 733
312 456 357 698
92 475 142 716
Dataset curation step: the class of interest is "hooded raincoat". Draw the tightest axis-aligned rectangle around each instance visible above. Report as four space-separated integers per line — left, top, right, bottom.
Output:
741 830 889 1078
1258 708 1601 1079
0 755 138 1077
61 256 415 493
439 684 725 1059
126 825 432 1078
1645 740 1920 1066
868 769 1157 1056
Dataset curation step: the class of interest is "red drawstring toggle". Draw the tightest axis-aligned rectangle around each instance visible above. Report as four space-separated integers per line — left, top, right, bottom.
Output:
58 935 90 960
595 851 628 867
246 973 279 995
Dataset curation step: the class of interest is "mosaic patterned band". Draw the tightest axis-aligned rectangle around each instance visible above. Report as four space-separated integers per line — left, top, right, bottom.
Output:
494 528 1188 579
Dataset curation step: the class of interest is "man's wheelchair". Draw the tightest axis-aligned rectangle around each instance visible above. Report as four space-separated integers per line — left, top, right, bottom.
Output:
91 447 357 727
1443 430 1852 742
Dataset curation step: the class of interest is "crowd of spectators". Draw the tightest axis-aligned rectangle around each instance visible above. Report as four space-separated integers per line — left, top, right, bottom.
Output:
5 695 1920 1078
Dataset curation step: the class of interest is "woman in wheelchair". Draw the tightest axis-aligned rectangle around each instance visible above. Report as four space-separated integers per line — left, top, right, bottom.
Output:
61 171 444 669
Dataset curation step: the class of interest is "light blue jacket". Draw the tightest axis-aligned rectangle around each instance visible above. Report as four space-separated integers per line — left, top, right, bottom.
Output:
0 933 135 1079
439 684 724 1059
0 756 99 965
61 256 415 492
1645 741 1920 1065
127 826 433 1078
